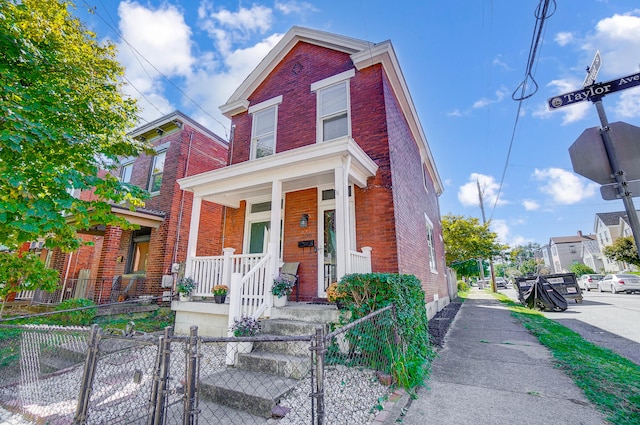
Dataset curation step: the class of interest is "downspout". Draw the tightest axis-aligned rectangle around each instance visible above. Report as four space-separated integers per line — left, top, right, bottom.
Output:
173 131 195 270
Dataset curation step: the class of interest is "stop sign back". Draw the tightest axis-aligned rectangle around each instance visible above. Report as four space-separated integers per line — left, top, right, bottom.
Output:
569 121 640 185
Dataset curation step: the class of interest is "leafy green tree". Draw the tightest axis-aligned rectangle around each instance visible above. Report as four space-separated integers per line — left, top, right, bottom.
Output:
0 253 59 316
603 236 640 268
442 214 503 276
569 263 595 276
0 1 150 294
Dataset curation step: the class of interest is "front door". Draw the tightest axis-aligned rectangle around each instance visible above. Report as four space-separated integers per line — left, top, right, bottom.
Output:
318 201 337 298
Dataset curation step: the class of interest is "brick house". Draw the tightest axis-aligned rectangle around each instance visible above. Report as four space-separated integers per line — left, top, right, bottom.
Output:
35 111 228 304
174 26 449 335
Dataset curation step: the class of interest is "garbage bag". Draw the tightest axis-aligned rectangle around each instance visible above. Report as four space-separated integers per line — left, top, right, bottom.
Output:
523 276 568 312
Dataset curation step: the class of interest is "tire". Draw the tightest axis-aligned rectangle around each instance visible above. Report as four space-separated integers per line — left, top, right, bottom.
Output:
611 285 616 294
598 284 603 292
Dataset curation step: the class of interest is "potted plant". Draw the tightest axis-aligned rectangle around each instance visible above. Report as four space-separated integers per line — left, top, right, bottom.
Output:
327 282 346 309
176 277 196 301
230 315 261 354
271 275 295 307
212 285 228 303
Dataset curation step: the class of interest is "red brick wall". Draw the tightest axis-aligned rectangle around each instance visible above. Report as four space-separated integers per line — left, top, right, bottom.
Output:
382 72 447 302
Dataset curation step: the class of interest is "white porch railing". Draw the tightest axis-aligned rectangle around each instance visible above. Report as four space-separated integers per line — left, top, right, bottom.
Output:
350 246 372 274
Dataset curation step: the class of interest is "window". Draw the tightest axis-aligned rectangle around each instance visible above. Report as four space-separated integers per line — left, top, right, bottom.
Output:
149 151 166 193
425 215 437 272
311 69 354 143
422 163 429 192
121 162 133 183
249 96 281 159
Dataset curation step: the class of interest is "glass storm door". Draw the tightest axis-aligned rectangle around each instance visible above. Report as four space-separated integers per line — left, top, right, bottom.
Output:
248 221 270 254
319 207 337 297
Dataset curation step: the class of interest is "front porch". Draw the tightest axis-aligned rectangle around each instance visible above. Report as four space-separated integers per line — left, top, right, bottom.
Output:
171 245 372 336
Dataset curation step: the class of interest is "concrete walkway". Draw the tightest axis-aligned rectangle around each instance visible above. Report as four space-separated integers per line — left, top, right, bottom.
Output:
398 290 608 424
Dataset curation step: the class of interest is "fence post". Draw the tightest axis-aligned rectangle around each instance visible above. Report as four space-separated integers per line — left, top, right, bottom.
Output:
152 326 173 425
183 326 198 425
73 324 101 425
311 326 325 425
147 333 163 425
221 247 235 288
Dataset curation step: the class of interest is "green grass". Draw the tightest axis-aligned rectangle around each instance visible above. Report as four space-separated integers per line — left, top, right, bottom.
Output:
492 292 640 425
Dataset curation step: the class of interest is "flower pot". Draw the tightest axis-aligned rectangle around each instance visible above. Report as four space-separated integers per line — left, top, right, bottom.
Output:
214 294 226 304
273 295 287 307
179 294 191 302
237 341 253 354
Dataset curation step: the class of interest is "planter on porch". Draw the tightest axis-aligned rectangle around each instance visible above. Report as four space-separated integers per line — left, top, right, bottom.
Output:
214 294 226 304
273 295 287 307
237 341 253 354
179 294 191 302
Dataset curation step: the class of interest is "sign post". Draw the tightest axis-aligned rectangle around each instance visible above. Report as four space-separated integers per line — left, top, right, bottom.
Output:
548 60 640 259
583 50 601 87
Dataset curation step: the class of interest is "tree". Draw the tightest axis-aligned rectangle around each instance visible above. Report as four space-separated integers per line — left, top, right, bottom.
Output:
0 0 150 294
569 263 595 276
602 236 640 268
442 214 503 276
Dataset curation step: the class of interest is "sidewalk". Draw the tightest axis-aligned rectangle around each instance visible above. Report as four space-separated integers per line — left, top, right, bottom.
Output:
397 289 608 425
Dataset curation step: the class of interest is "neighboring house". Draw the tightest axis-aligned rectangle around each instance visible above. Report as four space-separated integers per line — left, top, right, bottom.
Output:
581 239 605 272
594 210 640 272
34 112 228 304
175 26 448 335
548 231 595 273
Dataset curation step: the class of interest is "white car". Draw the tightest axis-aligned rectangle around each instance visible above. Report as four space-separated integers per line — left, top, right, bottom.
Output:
578 274 604 291
598 273 640 294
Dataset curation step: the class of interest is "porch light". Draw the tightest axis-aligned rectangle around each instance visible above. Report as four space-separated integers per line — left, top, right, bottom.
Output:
299 214 309 228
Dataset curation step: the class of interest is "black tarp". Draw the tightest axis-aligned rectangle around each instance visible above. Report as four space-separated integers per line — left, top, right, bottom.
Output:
523 275 568 312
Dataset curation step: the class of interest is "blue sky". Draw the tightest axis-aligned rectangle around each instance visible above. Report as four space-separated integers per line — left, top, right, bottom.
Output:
74 0 640 247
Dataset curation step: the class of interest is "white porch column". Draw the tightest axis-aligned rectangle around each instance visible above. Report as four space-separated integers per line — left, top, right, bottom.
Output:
269 180 283 278
184 195 202 276
334 156 351 280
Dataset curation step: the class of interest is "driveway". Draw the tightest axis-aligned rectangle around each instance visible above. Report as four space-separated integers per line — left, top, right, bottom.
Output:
501 287 640 365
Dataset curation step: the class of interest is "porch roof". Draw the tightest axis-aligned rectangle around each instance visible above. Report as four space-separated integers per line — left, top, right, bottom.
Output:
177 137 378 207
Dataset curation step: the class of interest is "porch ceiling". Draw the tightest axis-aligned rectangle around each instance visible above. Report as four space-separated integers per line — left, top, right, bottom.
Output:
178 137 378 207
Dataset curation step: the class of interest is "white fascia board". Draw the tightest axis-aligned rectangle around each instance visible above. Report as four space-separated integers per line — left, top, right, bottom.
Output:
220 99 250 118
351 41 444 196
179 138 377 199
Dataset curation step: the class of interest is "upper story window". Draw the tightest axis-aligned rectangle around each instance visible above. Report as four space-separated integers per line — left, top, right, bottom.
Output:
149 150 166 193
311 69 354 143
120 161 134 183
249 96 282 159
425 214 437 272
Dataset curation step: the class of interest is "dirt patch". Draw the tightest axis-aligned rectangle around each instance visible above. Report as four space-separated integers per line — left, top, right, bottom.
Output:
428 300 462 347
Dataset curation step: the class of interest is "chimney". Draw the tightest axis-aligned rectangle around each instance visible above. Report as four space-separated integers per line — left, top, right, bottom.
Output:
577 230 583 238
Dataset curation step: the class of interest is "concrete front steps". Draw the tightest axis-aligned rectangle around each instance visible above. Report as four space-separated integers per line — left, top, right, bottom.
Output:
199 302 340 418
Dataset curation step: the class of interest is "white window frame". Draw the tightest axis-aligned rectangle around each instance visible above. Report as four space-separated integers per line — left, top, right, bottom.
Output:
248 95 282 160
149 150 166 194
425 214 437 273
422 162 429 192
120 159 134 183
311 69 354 143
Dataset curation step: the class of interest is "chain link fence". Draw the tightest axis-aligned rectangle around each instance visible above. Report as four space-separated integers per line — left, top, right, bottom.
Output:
0 305 405 424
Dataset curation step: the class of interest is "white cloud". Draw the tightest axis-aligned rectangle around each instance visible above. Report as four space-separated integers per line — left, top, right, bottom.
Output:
537 79 591 124
555 31 574 46
613 88 640 118
458 173 507 208
532 168 598 204
522 200 539 211
492 55 512 71
275 1 320 16
490 219 509 244
472 87 508 109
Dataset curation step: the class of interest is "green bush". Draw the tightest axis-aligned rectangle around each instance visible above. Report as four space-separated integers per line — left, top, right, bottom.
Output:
457 280 469 292
52 298 97 326
333 273 434 395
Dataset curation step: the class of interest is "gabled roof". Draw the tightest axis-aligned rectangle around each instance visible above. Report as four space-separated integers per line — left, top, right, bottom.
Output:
595 211 627 226
550 234 594 244
219 26 443 195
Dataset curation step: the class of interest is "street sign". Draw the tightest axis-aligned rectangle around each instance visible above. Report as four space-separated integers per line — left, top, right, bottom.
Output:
569 121 640 185
583 50 601 87
547 71 640 110
600 180 640 200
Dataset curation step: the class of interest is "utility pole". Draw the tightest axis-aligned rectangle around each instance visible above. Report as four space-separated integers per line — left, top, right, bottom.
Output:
477 180 497 292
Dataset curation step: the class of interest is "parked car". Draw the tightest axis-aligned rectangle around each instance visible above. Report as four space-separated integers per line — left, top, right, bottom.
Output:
578 274 604 291
598 273 640 294
495 277 507 288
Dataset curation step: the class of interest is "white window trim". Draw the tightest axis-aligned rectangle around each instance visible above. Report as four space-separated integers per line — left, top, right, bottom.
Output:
149 149 167 194
422 162 429 192
312 69 355 144
425 214 438 273
249 96 282 160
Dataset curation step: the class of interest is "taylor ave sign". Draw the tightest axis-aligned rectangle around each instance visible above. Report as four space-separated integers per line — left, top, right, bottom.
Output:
547 71 640 110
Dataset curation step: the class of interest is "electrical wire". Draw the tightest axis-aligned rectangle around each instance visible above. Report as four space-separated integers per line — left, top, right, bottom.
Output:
488 0 555 221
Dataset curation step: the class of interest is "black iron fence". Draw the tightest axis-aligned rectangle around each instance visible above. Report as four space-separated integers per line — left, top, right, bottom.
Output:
0 306 402 424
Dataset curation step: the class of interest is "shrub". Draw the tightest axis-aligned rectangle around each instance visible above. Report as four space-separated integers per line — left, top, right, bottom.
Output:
457 280 469 292
271 275 294 297
333 273 434 395
230 315 261 337
53 298 97 326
